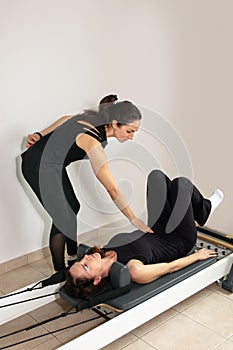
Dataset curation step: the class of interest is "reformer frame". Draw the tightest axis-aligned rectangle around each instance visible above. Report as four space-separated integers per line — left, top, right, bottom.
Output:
1 226 233 350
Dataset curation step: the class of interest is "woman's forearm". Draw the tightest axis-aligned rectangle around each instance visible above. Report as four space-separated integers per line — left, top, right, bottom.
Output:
168 248 217 273
168 253 199 273
25 115 73 148
39 115 72 137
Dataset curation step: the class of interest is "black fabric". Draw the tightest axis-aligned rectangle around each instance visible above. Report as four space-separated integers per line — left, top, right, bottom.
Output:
21 117 107 271
104 170 211 265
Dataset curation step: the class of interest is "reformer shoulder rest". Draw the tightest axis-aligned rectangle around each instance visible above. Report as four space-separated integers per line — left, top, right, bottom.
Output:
60 244 217 311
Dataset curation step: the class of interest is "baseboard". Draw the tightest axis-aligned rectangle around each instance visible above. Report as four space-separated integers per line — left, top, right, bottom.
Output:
0 246 50 275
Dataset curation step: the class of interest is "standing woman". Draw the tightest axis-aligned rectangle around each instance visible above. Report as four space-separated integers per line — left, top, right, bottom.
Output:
21 95 152 285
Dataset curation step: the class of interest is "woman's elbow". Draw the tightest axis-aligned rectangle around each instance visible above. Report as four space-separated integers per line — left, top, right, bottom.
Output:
128 265 144 284
107 188 118 200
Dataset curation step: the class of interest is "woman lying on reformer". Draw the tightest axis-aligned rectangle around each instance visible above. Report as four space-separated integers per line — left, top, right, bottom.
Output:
65 169 224 298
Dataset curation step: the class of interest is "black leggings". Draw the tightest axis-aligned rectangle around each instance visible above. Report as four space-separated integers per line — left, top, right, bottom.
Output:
147 170 211 246
22 162 78 271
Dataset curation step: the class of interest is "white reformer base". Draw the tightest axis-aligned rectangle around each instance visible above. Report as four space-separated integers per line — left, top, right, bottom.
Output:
58 253 233 350
1 253 232 349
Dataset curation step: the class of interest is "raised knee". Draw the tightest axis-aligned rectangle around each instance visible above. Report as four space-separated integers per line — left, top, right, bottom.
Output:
148 169 165 182
172 176 191 185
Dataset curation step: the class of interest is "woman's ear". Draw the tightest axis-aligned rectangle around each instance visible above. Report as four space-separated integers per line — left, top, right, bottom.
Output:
93 276 102 286
111 120 118 129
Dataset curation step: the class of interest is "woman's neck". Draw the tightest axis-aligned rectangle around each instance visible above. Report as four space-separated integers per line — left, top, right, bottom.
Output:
105 124 114 138
102 251 117 278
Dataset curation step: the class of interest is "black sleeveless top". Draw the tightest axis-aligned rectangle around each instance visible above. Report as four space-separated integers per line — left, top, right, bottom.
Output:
21 116 108 171
103 228 192 265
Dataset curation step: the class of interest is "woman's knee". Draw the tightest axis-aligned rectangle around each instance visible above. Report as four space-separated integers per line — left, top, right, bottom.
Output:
172 176 192 188
147 169 166 185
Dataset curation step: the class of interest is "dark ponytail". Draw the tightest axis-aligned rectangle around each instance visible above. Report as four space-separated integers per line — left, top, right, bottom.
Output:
100 100 142 126
79 94 142 127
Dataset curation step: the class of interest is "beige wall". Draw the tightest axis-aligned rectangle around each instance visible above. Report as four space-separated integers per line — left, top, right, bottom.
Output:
1 0 232 263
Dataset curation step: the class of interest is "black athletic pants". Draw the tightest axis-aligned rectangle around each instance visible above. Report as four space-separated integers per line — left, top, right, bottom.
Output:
147 170 211 246
22 162 78 271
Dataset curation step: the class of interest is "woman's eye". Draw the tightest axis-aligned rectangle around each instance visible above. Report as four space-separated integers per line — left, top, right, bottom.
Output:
84 264 88 270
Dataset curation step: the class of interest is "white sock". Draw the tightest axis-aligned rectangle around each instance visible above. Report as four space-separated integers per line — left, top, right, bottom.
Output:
207 189 224 216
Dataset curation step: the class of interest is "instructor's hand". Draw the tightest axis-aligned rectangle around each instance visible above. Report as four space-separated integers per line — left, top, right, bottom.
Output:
130 217 154 233
26 133 41 148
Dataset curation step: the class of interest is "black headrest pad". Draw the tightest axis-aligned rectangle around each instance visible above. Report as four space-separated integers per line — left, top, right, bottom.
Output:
110 261 131 288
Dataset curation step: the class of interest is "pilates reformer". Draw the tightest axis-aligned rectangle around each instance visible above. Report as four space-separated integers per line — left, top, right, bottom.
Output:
1 226 233 350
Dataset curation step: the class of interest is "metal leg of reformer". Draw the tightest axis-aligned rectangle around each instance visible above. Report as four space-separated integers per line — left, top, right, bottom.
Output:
222 264 233 292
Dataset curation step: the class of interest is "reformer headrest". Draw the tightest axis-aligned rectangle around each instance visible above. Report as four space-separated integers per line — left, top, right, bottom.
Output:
77 244 130 289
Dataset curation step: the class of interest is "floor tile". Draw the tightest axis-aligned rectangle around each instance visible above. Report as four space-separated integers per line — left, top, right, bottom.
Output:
30 336 63 350
206 282 221 292
54 309 105 344
216 287 233 301
213 340 233 350
173 287 213 312
28 247 50 264
182 292 233 337
0 255 28 275
101 332 137 350
0 313 53 350
122 338 156 350
30 256 54 276
29 298 105 340
0 265 46 294
142 313 224 350
132 309 177 337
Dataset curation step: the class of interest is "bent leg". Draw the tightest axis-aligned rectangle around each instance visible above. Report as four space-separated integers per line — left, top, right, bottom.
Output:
192 184 211 226
166 177 197 245
147 169 172 229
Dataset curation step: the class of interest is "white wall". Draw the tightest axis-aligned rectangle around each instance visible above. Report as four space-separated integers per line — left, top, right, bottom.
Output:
1 0 232 263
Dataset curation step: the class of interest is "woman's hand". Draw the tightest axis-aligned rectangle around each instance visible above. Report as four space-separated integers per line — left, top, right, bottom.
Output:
194 248 217 260
130 217 154 233
26 133 41 148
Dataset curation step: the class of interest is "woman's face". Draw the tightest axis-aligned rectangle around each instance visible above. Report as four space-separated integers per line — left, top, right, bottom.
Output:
112 120 141 143
69 252 104 285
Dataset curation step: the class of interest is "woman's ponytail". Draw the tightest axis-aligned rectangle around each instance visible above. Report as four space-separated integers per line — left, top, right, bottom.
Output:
80 94 141 127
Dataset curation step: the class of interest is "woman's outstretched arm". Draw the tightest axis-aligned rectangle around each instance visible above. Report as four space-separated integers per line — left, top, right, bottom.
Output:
127 248 217 284
25 115 72 148
76 133 153 233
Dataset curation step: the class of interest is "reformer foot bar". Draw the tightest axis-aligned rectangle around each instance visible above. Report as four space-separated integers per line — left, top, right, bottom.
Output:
1 227 233 350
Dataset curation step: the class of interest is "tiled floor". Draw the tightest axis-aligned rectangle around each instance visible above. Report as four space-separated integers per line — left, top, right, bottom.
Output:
1 256 233 350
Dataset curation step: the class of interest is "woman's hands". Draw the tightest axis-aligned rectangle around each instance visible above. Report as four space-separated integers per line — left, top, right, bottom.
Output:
130 217 154 233
194 247 217 260
26 133 41 148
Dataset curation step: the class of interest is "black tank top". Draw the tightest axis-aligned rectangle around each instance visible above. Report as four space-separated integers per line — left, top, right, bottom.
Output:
103 228 192 265
21 117 108 171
